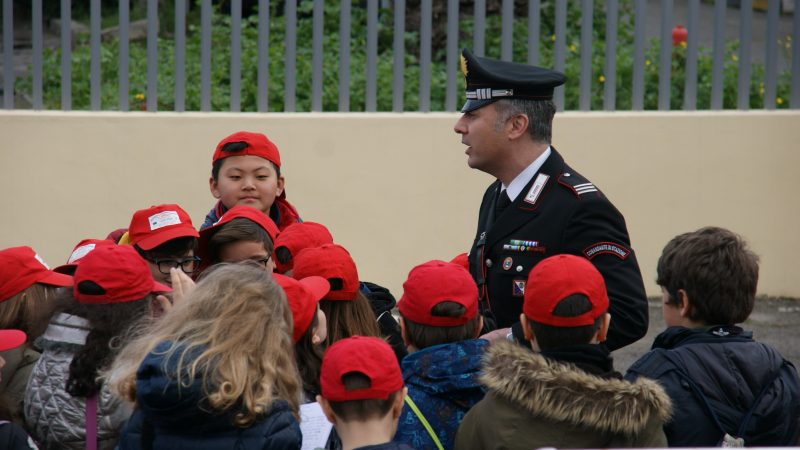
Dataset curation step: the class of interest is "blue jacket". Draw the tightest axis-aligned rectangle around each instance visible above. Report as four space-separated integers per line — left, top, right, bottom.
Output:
118 342 302 450
625 325 800 446
394 339 487 450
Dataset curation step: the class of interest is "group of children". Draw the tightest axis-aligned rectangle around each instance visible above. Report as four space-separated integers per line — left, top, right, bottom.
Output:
0 130 798 449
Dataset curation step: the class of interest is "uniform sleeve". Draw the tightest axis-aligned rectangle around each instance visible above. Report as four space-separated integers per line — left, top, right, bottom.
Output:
561 196 648 351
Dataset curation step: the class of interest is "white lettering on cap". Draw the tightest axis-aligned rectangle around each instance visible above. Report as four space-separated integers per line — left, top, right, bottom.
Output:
149 211 182 231
67 243 96 264
34 253 51 270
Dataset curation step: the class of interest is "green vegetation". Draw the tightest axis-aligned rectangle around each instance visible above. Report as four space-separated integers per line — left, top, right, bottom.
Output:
14 1 794 111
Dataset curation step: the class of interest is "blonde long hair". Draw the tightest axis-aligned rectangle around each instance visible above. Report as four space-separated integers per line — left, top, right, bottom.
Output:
109 263 300 426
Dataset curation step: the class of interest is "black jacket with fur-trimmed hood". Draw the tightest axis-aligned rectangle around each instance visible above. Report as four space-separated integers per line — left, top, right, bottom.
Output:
454 341 671 450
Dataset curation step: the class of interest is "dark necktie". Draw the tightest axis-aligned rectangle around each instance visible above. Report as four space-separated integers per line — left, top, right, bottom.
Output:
495 190 511 217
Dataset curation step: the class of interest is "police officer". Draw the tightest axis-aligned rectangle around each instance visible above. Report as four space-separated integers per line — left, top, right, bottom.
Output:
455 48 647 351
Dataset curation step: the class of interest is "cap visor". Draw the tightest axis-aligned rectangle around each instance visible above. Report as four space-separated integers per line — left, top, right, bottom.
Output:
461 98 497 113
135 226 200 251
151 281 172 294
38 271 73 287
298 276 330 302
0 329 27 352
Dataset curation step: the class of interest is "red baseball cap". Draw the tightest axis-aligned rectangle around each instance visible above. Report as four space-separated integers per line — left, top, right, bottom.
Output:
73 245 171 305
320 336 404 402
523 254 609 327
274 273 330 343
0 246 73 302
53 239 116 274
0 329 26 352
198 205 280 261
398 260 478 326
449 252 470 271
274 222 334 274
128 204 199 251
213 131 281 168
292 244 358 301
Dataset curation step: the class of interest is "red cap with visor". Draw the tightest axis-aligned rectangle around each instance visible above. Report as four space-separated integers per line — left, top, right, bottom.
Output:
398 260 478 326
53 239 116 274
292 244 358 301
213 131 281 168
73 245 171 304
274 222 334 274
320 336 404 402
523 254 609 327
0 246 73 302
128 204 199 251
274 273 330 342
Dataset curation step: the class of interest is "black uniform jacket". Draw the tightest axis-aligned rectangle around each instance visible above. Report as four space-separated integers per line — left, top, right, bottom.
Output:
467 148 648 351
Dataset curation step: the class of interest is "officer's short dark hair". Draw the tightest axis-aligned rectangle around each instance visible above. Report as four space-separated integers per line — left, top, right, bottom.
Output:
327 372 402 422
494 99 556 144
657 226 758 325
401 301 482 350
529 294 603 350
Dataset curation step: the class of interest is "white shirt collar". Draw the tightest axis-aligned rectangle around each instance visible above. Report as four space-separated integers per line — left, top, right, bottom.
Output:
502 146 552 202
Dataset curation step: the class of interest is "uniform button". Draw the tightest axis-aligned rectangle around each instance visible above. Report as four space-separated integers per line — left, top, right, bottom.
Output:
516 265 523 272
485 259 493 268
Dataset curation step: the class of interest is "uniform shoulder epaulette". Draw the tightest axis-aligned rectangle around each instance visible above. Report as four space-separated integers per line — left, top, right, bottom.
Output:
558 172 598 197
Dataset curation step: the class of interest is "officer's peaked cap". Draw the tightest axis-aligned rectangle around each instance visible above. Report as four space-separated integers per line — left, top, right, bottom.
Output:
460 48 566 113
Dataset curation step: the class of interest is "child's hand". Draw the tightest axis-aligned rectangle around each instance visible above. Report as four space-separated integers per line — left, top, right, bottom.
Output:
169 267 196 306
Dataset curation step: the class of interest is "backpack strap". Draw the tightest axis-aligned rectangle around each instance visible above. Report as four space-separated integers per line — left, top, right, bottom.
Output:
403 395 444 450
85 394 98 450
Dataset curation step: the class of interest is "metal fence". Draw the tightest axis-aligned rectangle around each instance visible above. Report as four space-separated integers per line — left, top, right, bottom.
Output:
1 0 799 112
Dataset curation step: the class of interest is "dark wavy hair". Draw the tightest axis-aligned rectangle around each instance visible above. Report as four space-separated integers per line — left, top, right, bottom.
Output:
53 289 151 398
294 308 323 398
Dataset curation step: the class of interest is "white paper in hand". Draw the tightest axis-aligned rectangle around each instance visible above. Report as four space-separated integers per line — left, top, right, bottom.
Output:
300 401 333 450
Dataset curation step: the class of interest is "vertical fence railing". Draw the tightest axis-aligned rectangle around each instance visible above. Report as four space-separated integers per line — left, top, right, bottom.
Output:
2 0 800 112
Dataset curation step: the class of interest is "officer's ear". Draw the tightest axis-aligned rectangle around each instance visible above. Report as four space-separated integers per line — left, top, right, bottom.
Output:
506 112 529 140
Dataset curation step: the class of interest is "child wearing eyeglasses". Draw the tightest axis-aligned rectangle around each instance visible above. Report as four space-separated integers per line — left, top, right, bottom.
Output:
124 204 200 287
198 205 280 274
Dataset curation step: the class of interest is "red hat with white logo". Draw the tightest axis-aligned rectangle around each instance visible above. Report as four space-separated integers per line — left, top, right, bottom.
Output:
320 336 404 402
0 329 26 352
523 254 609 327
274 222 334 274
53 239 116 274
398 260 478 326
292 244 358 301
213 131 281 168
128 204 199 251
0 246 73 302
73 245 171 304
274 273 330 343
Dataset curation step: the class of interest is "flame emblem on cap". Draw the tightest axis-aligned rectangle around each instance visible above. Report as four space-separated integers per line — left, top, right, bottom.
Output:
460 54 468 76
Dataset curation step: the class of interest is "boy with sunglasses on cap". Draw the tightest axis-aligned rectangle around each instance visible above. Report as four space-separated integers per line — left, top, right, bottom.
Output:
203 131 300 231
124 204 200 288
317 336 412 450
454 254 671 450
393 260 487 450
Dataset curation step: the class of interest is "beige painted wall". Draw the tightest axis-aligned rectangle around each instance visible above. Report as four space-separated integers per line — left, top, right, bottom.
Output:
1 110 797 298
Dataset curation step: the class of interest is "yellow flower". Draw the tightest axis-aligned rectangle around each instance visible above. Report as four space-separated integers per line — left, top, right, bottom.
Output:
759 87 764 95
731 54 738 62
569 43 577 53
680 41 687 49
645 59 651 66
550 34 556 42
134 93 145 101
777 97 783 105
598 75 606 83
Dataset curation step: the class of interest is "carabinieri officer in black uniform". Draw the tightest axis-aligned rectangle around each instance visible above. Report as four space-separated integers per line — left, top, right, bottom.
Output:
455 49 648 351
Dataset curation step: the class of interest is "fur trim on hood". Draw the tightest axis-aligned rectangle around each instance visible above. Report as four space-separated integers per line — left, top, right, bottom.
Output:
481 341 672 436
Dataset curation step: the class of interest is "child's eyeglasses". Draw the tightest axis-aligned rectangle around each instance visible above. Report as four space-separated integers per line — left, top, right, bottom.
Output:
149 256 202 275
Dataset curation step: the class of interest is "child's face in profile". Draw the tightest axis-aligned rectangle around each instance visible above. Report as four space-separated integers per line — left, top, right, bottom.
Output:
210 155 285 214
